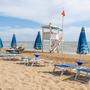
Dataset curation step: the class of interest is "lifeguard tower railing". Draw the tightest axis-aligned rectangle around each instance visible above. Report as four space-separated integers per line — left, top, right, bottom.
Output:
42 23 63 53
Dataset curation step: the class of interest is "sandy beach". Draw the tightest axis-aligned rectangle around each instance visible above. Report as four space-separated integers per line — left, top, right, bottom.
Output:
0 52 90 90
0 0 90 90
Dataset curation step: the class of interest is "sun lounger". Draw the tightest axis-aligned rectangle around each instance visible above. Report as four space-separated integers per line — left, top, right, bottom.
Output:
75 67 90 80
53 63 77 76
20 57 31 65
19 57 43 66
29 52 42 66
30 58 42 66
6 47 24 54
18 52 43 66
54 63 77 68
0 53 21 60
53 63 90 82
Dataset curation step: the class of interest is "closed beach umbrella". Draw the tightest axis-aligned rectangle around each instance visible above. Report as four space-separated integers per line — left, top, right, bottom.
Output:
76 27 89 64
77 27 89 54
34 31 42 50
0 38 3 48
11 34 17 48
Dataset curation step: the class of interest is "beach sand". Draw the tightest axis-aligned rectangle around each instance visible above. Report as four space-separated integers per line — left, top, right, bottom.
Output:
0 52 90 90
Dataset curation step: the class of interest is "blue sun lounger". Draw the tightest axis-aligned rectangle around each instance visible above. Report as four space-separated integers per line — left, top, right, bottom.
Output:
53 63 90 82
53 63 77 76
75 67 90 80
54 63 76 68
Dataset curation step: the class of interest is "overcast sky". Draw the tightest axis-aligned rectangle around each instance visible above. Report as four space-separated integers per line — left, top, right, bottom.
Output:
0 0 90 41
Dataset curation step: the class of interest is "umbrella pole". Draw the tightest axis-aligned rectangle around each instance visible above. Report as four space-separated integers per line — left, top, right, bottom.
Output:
79 54 82 60
80 54 84 60
83 54 85 61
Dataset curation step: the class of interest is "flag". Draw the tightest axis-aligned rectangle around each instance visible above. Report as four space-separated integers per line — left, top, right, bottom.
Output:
61 10 65 16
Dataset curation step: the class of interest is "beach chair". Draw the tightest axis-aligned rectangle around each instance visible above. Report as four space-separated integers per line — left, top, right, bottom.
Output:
53 63 77 76
53 62 90 83
6 48 17 54
15 46 25 54
29 53 46 66
30 57 42 66
6 46 24 54
30 53 39 66
18 52 43 66
20 57 31 65
0 52 21 60
74 67 90 80
53 60 85 76
19 56 43 66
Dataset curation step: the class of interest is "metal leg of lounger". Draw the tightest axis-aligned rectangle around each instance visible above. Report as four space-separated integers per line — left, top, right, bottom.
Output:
75 73 78 80
75 71 80 80
59 69 65 80
31 60 35 66
60 69 64 76
53 66 56 72
86 72 88 76
86 72 90 84
26 59 28 66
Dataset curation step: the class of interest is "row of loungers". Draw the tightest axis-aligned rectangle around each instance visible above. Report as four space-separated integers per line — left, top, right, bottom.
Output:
53 63 90 81
20 56 90 82
0 52 90 82
19 57 90 83
0 53 21 60
19 56 53 66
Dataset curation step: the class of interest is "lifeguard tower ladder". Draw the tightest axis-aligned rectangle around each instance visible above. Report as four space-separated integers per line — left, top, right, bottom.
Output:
42 23 63 53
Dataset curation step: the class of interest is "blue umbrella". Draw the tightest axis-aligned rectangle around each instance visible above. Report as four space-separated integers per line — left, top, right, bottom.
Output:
11 34 17 48
76 27 89 65
0 38 3 48
77 27 89 54
34 31 42 50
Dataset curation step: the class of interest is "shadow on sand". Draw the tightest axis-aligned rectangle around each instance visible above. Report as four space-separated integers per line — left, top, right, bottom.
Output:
42 70 90 84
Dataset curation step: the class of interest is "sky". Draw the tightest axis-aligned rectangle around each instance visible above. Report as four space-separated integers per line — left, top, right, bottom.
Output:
0 0 90 41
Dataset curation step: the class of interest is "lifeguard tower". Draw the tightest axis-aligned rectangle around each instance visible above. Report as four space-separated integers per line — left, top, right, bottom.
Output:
42 23 63 53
